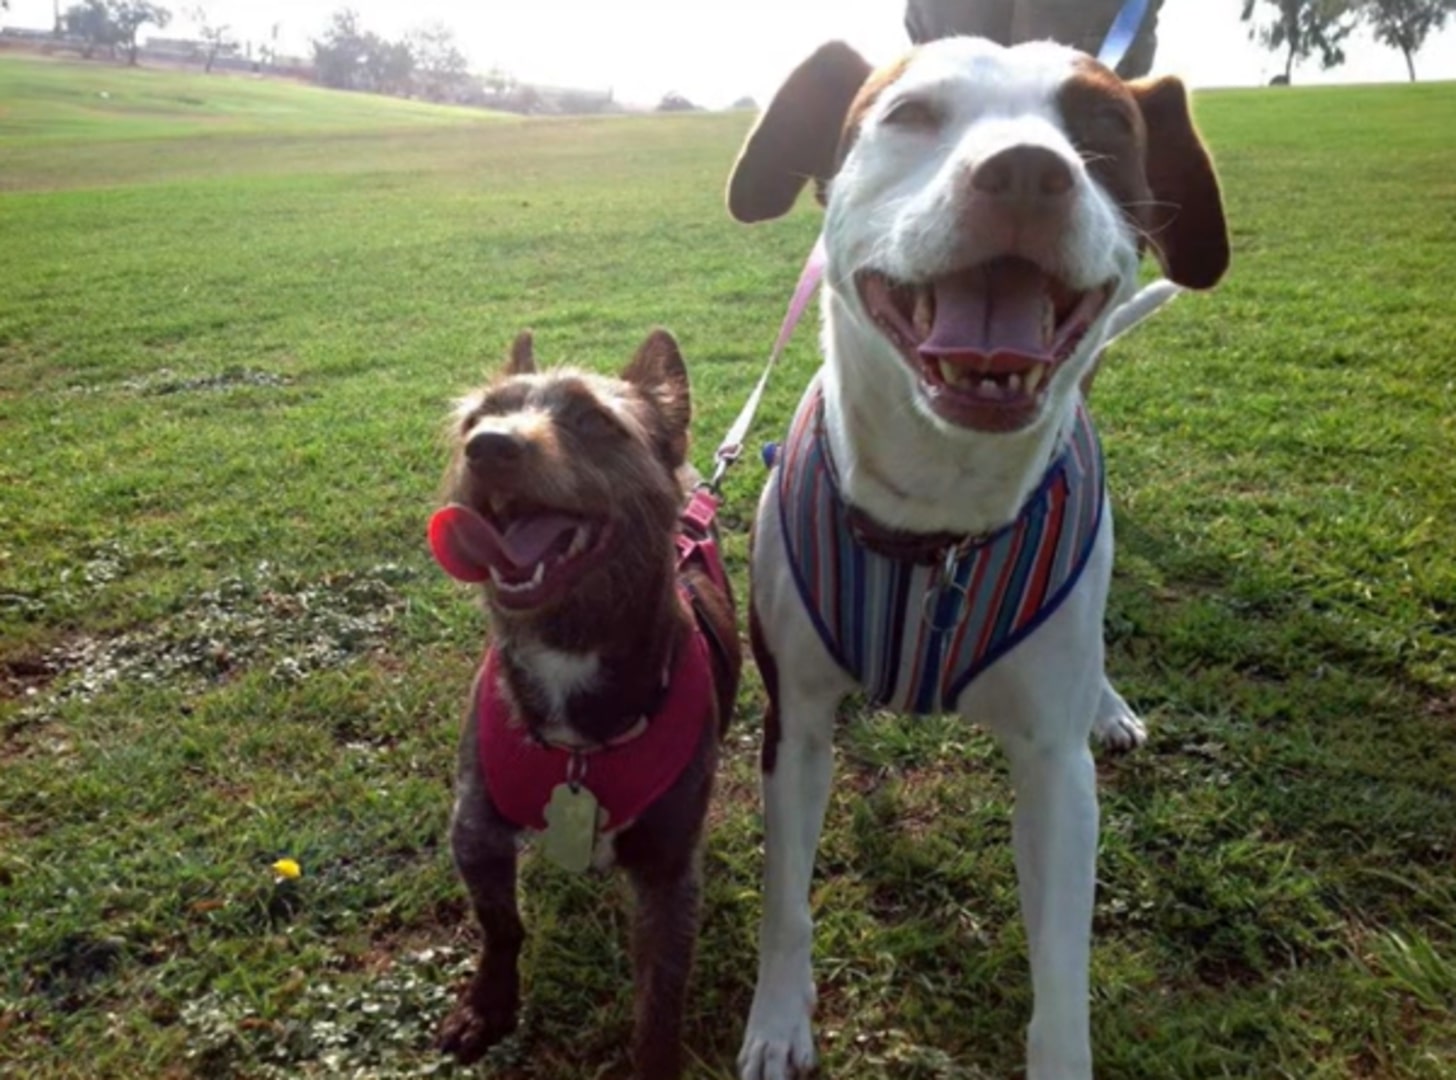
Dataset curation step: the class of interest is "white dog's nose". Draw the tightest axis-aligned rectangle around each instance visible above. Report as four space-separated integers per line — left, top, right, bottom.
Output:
972 144 1074 206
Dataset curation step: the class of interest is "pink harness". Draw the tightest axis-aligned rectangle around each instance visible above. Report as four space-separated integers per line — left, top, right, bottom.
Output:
467 490 727 834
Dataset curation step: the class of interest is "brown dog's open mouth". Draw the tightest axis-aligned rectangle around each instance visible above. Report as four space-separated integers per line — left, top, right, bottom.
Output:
857 257 1112 431
429 498 614 611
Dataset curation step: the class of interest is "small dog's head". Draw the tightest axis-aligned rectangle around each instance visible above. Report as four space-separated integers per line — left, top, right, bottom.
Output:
727 37 1229 436
432 329 692 617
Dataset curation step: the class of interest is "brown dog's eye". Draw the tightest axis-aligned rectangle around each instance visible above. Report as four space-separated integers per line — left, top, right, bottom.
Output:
1087 104 1135 145
882 98 941 132
572 405 625 441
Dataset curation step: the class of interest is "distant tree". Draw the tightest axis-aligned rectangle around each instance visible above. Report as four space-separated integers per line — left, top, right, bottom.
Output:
481 65 514 95
407 21 468 101
312 8 369 89
62 0 118 58
313 8 416 95
1240 0 1358 83
656 91 700 112
363 35 413 95
730 95 757 110
187 6 234 72
1357 0 1455 79
107 1 171 65
258 21 280 68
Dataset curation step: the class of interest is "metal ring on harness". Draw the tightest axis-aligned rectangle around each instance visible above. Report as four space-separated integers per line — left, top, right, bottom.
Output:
921 545 974 633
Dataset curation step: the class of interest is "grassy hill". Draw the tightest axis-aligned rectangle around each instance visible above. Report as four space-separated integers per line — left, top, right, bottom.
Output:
1 55 1453 1079
0 51 508 141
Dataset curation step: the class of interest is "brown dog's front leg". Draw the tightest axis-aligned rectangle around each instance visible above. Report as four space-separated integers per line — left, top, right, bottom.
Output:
438 809 524 1064
626 859 702 1080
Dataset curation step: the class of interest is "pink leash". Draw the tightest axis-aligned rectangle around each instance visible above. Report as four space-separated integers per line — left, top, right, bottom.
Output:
706 234 825 491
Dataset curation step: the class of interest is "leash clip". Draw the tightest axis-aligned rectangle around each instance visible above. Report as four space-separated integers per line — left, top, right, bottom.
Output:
921 545 972 633
566 751 587 792
706 442 742 494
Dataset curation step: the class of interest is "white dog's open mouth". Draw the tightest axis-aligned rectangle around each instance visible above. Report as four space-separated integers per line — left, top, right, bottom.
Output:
857 257 1112 432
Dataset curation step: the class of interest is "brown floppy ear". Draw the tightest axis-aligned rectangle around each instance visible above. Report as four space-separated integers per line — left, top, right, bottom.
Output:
622 329 691 466
1128 76 1230 290
505 330 536 375
727 41 872 224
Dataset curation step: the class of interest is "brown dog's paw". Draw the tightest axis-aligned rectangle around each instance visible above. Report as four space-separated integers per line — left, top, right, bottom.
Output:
436 996 518 1064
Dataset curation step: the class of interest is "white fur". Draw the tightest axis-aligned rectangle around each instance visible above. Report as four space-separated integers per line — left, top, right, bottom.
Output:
740 39 1159 1080
507 644 621 867
512 643 600 733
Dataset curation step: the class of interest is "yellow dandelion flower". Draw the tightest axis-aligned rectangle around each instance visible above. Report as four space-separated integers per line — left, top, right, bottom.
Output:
271 857 302 880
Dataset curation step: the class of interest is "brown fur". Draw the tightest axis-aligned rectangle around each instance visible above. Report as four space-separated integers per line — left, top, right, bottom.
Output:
1125 75 1229 290
1059 59 1228 290
726 41 872 223
1058 59 1153 233
747 529 782 773
840 52 919 160
435 330 741 1079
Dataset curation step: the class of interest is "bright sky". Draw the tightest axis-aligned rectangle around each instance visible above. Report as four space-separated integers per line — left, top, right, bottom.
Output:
7 0 1455 105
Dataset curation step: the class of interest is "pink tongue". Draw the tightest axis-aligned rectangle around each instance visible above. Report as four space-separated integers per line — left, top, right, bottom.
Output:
427 504 580 583
499 514 579 568
919 259 1050 360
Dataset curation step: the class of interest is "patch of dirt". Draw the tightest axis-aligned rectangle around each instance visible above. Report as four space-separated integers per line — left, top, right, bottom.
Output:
68 366 292 396
178 943 474 1077
12 562 417 722
0 654 58 701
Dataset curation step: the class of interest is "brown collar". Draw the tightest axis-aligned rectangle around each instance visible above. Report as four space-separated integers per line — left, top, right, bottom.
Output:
843 503 986 565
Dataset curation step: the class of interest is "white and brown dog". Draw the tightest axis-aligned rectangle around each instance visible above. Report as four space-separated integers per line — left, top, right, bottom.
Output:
727 37 1228 1080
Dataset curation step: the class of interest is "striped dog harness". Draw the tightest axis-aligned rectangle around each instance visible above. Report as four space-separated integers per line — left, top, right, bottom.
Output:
776 378 1105 715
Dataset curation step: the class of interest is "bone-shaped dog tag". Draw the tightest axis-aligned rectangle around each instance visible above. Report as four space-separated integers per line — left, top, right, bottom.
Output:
541 783 599 874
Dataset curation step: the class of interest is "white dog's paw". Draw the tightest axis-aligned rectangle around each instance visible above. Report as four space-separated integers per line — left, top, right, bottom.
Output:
738 1023 817 1080
1092 680 1147 751
738 978 817 1080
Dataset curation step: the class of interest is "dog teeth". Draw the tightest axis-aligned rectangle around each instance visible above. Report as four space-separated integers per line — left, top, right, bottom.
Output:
913 291 934 337
565 526 589 559
1023 366 1046 394
978 378 1002 399
1006 373 1022 395
488 563 545 593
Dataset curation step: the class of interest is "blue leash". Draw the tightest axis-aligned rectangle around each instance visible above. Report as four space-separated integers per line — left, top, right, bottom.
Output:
1096 0 1151 71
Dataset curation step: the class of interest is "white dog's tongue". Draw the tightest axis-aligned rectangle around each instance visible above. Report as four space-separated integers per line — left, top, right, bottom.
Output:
920 259 1050 359
499 515 578 569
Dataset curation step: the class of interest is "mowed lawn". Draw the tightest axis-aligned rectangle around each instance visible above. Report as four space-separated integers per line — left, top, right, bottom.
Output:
2 53 1454 1079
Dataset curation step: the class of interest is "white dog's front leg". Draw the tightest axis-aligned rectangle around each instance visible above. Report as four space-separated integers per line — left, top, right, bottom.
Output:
738 684 837 1080
1004 736 1099 1080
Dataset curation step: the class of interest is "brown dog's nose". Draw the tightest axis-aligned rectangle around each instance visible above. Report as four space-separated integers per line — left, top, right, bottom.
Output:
465 429 525 469
972 145 1074 204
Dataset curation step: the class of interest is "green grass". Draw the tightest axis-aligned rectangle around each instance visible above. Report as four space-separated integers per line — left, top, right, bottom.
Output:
2 56 1453 1079
0 51 506 141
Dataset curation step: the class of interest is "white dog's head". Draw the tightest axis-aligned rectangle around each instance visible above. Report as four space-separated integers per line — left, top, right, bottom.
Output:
729 37 1228 437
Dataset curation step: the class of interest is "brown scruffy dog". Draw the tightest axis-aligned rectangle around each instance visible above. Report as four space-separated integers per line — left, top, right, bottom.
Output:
429 329 741 1080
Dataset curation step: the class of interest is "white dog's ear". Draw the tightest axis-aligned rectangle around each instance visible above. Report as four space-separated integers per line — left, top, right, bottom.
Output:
1127 77 1230 290
505 330 536 375
727 41 872 223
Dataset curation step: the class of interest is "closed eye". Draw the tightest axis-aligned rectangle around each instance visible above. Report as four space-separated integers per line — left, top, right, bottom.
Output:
570 404 628 441
1087 104 1136 145
882 96 942 132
